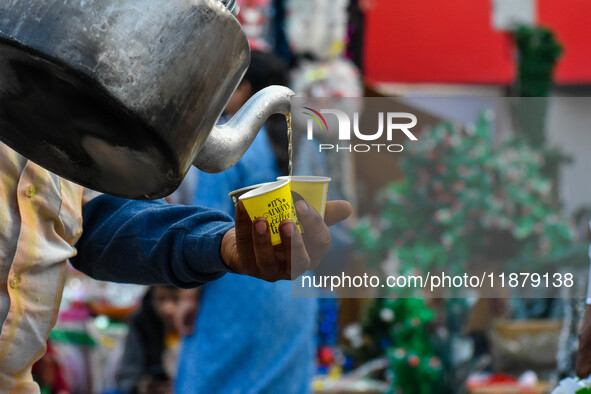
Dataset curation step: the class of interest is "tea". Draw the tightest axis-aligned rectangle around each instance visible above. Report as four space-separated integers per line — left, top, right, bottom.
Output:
287 113 293 179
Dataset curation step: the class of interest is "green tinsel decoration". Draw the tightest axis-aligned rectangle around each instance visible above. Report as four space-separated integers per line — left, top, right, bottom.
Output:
514 25 563 98
352 112 584 393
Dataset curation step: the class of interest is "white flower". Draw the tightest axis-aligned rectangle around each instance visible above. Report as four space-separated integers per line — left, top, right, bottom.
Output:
381 251 400 278
435 209 452 223
552 377 591 394
343 323 364 349
380 308 395 322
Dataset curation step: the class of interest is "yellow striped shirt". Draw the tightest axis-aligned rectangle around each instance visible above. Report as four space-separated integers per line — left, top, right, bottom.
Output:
0 142 98 393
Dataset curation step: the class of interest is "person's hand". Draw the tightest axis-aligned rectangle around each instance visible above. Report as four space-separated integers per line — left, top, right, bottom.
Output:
577 305 591 377
221 200 352 282
174 288 201 336
137 375 172 394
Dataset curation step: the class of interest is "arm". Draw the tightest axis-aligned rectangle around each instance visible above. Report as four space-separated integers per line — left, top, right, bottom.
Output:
71 194 234 287
73 192 353 285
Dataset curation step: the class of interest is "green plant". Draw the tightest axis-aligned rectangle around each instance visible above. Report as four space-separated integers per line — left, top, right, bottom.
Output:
354 113 575 280
514 25 563 98
352 113 583 393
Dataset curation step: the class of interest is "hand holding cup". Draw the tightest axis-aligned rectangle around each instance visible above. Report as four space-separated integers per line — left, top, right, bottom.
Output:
220 199 352 282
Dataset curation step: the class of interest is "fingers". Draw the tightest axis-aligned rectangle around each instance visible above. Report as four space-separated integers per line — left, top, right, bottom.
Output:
235 202 254 245
251 218 281 280
324 200 353 226
226 200 351 282
279 221 309 279
296 200 331 269
226 202 258 276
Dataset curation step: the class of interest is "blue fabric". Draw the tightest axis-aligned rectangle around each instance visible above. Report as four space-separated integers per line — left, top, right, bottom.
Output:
175 129 317 394
73 196 234 287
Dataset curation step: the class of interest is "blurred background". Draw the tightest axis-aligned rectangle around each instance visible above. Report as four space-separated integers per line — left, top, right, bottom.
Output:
39 1 591 393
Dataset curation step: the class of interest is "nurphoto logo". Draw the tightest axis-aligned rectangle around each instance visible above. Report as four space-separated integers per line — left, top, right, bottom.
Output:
302 107 419 153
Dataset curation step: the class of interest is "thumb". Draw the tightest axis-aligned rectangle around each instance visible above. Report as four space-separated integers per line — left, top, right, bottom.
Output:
324 200 353 226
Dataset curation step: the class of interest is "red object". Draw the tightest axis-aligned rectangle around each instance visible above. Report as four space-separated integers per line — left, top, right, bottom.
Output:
487 373 519 384
408 355 420 367
538 0 591 84
364 0 591 85
466 373 519 389
318 346 335 365
58 301 90 323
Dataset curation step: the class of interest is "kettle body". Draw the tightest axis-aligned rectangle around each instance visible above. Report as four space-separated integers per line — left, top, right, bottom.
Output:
0 0 263 198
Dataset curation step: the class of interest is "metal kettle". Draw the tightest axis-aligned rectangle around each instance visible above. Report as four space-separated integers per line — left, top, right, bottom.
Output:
0 0 293 199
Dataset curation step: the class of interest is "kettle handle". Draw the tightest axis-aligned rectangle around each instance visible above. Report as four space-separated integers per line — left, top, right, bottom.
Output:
193 85 294 174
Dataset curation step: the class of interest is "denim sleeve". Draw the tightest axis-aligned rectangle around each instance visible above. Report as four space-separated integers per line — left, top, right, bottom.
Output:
71 194 234 288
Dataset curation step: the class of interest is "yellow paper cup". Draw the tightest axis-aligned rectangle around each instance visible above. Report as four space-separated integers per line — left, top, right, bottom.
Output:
228 182 274 207
239 179 299 245
277 176 331 218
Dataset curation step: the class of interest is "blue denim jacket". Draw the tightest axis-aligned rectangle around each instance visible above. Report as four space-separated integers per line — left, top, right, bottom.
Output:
73 195 234 287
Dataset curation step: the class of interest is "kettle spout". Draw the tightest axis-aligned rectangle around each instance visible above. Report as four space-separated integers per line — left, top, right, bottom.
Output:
193 85 295 173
